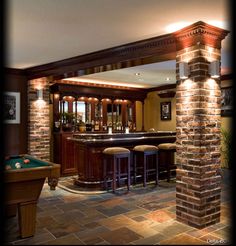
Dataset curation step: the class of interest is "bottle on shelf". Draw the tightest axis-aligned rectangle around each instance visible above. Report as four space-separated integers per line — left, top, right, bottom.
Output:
94 120 100 131
103 124 107 131
91 120 95 132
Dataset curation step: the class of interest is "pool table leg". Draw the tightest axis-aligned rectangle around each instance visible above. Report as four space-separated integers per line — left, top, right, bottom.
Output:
18 200 37 238
48 177 59 190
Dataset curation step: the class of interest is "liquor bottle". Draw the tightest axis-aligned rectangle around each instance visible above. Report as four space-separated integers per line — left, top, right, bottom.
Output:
91 120 95 132
94 120 100 131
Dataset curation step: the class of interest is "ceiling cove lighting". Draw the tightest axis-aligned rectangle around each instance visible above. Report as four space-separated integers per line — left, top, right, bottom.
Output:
63 78 146 88
209 60 220 78
179 62 190 79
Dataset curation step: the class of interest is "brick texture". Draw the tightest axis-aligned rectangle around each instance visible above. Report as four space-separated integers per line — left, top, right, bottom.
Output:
28 78 50 161
175 44 222 228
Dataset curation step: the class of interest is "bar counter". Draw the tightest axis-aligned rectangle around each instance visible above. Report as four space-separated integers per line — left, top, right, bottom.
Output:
70 131 176 190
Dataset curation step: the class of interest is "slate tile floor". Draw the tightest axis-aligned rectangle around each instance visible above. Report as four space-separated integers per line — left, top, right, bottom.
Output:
5 173 232 245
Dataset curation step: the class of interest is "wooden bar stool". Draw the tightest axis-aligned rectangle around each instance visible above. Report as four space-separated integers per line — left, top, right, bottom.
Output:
157 143 176 182
103 147 131 192
133 145 158 187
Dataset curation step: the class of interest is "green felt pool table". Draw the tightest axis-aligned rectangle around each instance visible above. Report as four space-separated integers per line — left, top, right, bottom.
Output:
4 154 60 238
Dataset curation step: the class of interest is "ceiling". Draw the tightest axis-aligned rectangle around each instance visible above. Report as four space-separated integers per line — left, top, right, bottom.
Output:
6 0 231 88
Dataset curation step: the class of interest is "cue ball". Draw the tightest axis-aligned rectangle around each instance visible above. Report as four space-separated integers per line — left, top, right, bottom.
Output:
15 162 21 169
24 159 30 164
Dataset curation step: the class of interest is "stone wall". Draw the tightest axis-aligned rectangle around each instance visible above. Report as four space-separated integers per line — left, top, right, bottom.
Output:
28 78 50 161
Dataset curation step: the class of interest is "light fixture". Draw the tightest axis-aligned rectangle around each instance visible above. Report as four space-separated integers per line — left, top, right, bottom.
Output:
179 62 190 79
37 89 43 100
209 60 220 78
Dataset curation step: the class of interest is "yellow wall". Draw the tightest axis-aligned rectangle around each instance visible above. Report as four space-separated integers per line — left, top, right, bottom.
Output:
135 101 143 131
144 91 176 131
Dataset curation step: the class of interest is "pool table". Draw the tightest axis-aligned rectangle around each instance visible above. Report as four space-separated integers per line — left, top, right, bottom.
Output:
4 154 60 238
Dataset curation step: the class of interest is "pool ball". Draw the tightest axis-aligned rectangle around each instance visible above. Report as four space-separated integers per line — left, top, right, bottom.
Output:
5 165 11 170
15 162 21 169
5 156 10 160
24 159 30 164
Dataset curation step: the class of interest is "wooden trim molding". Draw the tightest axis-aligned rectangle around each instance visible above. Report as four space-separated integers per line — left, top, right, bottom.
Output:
174 21 229 50
5 21 230 85
24 32 176 80
50 82 147 101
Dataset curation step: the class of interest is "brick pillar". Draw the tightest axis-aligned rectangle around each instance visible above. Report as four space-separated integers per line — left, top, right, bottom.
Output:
28 77 50 161
174 22 229 228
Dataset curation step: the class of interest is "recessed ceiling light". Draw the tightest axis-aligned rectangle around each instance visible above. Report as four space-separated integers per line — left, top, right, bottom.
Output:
166 77 170 81
135 73 140 76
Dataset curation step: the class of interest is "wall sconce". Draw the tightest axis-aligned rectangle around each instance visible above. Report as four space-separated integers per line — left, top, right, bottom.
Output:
179 62 190 79
37 89 43 100
209 60 220 78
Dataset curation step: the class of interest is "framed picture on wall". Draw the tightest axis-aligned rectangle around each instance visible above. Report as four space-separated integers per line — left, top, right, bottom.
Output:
3 91 20 124
221 86 233 117
161 101 171 120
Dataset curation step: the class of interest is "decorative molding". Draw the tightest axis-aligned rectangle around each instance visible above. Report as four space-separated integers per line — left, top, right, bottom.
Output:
174 21 229 50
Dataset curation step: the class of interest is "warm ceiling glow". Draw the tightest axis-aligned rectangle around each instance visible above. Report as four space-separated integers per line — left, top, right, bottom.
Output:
207 20 226 29
63 78 147 88
165 22 192 33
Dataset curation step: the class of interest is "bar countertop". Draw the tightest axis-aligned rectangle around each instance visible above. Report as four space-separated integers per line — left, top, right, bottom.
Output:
70 131 176 144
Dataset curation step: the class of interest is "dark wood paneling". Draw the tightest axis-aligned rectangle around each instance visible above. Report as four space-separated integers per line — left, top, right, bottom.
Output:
4 69 28 155
53 132 76 175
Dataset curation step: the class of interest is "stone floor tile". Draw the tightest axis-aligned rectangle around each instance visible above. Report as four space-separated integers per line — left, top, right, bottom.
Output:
95 197 125 207
81 236 104 245
131 232 165 245
130 215 148 222
145 209 176 223
95 205 130 217
159 233 206 245
74 225 110 240
98 214 136 230
46 222 83 238
151 221 193 238
127 223 159 238
11 231 56 245
39 233 84 245
52 209 86 224
99 227 142 244
83 221 101 229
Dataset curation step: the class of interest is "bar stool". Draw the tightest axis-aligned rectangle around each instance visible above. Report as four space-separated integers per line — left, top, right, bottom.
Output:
157 143 176 182
103 147 131 192
133 145 159 187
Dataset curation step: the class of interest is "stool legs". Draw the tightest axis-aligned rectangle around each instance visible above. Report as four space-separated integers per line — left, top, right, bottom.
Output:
143 153 147 187
103 155 130 193
133 151 158 187
103 158 108 190
155 153 158 185
127 155 130 191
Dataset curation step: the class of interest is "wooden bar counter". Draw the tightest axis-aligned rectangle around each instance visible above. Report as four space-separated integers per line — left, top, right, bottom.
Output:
70 131 176 190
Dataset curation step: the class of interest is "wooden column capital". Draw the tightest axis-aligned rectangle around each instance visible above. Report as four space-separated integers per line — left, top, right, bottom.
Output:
173 21 229 50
